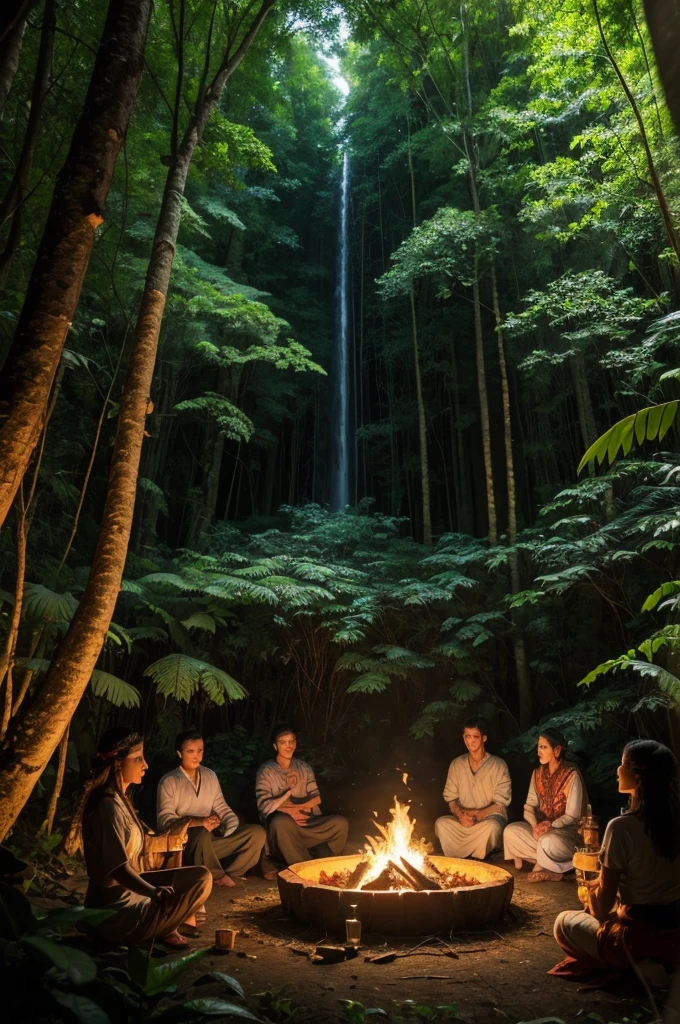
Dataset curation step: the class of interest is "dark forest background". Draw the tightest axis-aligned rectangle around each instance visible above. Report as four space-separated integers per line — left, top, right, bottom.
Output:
1 0 680 839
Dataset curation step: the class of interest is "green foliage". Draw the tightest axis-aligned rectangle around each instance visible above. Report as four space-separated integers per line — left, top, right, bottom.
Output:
578 401 679 472
143 655 248 705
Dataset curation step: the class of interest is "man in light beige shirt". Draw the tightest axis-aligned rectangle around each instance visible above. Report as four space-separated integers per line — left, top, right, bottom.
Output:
435 717 511 860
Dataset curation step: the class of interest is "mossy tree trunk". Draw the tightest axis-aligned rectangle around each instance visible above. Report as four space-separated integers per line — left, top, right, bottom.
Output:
0 0 153 531
0 0 276 843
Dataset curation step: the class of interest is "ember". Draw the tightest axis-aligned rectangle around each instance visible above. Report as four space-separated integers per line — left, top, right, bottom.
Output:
317 864 477 891
316 797 478 891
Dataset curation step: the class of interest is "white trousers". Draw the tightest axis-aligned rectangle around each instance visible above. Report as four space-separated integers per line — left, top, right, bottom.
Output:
434 814 505 859
554 908 601 961
503 820 579 873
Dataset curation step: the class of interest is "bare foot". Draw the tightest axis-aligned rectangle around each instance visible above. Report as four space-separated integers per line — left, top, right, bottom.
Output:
184 914 197 928
214 874 236 887
526 869 563 882
161 929 190 947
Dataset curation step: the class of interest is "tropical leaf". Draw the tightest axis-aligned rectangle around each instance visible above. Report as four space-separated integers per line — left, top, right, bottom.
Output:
578 401 679 474
90 671 141 708
346 671 393 694
125 626 168 643
372 644 435 667
641 580 680 612
181 612 216 633
21 583 78 624
144 655 247 705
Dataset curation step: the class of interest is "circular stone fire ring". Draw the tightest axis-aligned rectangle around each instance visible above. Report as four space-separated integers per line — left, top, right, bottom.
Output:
277 854 514 935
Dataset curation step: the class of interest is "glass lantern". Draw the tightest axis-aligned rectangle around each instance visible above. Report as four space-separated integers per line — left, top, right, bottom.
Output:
345 904 361 947
573 803 600 904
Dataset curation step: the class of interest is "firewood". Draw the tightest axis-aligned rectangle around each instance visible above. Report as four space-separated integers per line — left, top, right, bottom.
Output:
387 858 423 890
314 944 347 963
398 855 442 891
346 858 372 889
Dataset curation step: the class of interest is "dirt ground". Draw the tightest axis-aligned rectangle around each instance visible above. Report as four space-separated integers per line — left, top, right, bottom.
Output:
61 861 656 1024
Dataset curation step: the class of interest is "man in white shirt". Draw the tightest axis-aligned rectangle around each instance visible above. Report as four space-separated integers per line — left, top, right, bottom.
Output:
157 730 265 887
434 717 511 860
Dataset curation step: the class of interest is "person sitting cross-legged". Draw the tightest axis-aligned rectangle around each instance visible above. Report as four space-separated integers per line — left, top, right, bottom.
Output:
255 724 349 866
434 716 511 860
551 739 680 981
157 729 266 899
503 727 587 882
65 727 211 949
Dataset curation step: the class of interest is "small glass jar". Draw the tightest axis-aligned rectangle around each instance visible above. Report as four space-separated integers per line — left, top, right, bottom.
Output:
345 904 361 947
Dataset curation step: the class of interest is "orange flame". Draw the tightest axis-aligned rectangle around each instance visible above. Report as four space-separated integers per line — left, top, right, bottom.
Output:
358 797 426 888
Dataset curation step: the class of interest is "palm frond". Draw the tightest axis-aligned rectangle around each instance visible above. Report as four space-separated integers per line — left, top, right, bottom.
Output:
578 401 679 474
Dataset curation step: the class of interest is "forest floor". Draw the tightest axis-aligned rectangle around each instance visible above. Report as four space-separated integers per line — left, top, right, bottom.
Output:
58 860 655 1024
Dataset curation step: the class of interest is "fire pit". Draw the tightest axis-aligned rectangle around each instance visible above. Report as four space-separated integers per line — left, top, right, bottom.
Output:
277 799 513 935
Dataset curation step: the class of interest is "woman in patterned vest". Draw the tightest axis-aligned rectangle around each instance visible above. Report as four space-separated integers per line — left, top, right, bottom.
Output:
504 728 588 882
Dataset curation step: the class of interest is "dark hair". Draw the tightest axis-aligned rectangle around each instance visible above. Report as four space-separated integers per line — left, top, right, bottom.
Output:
175 728 203 752
271 722 296 745
624 739 680 860
462 716 488 736
64 727 143 856
538 727 568 760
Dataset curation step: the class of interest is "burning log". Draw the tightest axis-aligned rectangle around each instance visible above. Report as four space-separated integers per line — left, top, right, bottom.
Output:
346 857 372 890
399 855 442 891
388 858 426 891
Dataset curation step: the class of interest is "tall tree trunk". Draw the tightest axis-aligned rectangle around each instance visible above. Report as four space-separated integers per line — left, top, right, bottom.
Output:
570 350 598 450
0 0 56 287
643 0 680 133
0 1 36 115
461 5 496 544
407 124 432 545
491 262 531 728
0 0 276 842
0 0 153 531
593 0 680 268
41 723 68 835
472 267 497 544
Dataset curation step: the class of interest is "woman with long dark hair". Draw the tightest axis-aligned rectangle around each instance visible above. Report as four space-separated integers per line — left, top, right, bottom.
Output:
503 728 587 882
66 727 212 947
553 739 680 973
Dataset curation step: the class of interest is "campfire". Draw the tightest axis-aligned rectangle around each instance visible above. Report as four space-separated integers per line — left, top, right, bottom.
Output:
318 798 475 892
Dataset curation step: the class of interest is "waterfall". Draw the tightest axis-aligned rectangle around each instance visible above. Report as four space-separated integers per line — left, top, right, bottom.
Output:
332 151 350 509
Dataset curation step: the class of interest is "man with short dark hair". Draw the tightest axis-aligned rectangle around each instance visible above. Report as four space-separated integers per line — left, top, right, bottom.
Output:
157 729 265 887
434 717 511 860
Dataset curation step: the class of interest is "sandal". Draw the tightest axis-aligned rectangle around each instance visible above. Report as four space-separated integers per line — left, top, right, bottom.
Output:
526 869 562 883
178 924 200 939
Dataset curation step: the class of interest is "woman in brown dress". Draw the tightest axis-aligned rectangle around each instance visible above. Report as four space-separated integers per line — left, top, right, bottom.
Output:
66 727 211 947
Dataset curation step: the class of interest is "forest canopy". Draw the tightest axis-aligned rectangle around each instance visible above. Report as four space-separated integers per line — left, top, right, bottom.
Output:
0 0 679 840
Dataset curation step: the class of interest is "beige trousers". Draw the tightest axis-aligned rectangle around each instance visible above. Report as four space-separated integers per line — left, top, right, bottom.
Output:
434 814 505 859
503 820 579 873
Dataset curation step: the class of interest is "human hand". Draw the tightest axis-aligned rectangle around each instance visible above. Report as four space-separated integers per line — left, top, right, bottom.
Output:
533 821 551 839
288 807 310 826
459 811 476 828
202 815 220 832
153 885 175 910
